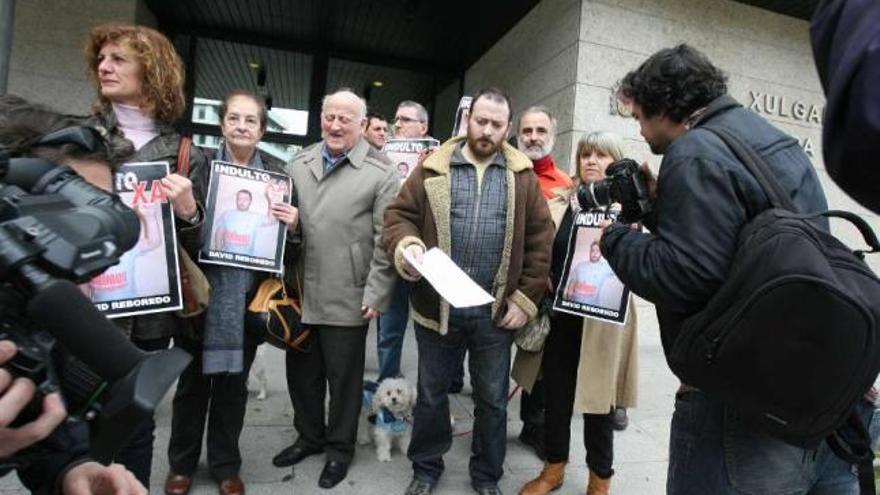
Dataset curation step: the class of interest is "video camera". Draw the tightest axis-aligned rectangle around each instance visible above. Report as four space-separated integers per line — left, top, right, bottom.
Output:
0 127 190 465
576 158 652 223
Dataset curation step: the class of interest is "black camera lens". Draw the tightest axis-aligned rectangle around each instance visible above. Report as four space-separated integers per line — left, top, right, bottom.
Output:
576 179 612 210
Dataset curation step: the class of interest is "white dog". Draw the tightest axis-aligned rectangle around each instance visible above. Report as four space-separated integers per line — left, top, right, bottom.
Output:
247 344 269 400
358 378 417 462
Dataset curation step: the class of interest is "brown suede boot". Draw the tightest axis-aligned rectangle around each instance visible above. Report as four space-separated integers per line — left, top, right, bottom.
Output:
586 469 611 495
519 462 566 495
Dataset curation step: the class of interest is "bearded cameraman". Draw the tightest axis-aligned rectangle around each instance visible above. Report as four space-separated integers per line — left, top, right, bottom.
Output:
0 95 145 495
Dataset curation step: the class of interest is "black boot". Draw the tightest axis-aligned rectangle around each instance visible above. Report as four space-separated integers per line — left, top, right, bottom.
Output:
518 424 546 460
612 406 629 431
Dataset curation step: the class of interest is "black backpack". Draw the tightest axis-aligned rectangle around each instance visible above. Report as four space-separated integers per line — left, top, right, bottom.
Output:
668 125 880 493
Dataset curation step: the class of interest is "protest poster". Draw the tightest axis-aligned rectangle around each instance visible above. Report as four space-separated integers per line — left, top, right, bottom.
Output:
451 95 472 138
199 161 291 273
90 161 182 318
383 138 440 182
552 209 630 325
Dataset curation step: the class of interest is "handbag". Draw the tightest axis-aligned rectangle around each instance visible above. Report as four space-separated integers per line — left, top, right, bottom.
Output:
514 297 552 352
514 312 550 352
247 275 310 352
173 135 211 318
177 248 211 317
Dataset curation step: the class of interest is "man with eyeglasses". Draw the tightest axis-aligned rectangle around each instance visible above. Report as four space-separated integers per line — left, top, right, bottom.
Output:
369 101 435 392
274 88 399 490
393 101 429 139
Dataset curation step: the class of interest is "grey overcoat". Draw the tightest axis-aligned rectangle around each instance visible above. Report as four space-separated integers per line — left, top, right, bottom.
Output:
286 137 400 326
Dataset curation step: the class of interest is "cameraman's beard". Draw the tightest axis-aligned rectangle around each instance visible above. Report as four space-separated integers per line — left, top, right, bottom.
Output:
647 136 670 155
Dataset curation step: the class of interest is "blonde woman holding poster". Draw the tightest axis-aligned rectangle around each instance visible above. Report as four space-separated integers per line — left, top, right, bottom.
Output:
520 131 638 495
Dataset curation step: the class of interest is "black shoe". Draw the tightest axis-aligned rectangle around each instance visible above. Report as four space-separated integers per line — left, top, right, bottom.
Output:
272 443 323 467
518 425 546 460
318 460 349 489
471 482 503 495
404 478 436 495
612 406 629 431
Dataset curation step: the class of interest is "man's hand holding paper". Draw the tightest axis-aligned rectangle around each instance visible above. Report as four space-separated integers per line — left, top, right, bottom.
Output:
401 244 425 279
402 247 494 308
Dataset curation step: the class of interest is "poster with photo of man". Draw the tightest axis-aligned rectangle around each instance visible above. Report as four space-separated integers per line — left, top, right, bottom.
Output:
383 138 440 182
90 161 182 318
553 209 631 325
199 161 291 273
451 95 472 138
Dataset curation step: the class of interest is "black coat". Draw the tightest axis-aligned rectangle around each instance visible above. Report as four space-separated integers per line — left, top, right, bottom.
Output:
811 0 880 214
86 109 209 341
601 95 828 354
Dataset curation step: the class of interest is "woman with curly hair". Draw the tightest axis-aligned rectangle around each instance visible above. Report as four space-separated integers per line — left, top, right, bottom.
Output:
82 23 207 491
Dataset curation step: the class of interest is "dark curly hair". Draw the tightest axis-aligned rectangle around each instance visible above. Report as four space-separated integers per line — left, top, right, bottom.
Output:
618 44 728 123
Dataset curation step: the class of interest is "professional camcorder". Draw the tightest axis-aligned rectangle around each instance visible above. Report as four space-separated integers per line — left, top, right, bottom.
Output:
576 158 652 223
0 127 190 466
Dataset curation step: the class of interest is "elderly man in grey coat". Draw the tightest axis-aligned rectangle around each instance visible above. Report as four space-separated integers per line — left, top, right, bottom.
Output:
272 89 400 489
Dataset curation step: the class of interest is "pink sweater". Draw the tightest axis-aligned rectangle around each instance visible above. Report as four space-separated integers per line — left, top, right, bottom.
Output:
112 102 158 151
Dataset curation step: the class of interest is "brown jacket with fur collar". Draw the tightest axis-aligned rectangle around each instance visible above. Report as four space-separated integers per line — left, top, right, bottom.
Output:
383 136 553 334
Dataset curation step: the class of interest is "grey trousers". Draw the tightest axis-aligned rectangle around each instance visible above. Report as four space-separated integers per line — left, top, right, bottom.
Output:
284 324 367 463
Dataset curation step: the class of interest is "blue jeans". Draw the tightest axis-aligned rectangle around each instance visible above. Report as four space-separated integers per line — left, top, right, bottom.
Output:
668 390 878 495
408 312 513 487
377 281 410 382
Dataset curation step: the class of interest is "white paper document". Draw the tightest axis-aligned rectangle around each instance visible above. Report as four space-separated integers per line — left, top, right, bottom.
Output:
403 247 495 308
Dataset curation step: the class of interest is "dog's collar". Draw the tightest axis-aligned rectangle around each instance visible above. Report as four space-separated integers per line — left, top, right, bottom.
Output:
370 407 409 433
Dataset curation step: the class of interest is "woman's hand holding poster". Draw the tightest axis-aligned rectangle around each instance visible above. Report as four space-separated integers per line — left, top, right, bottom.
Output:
90 161 183 318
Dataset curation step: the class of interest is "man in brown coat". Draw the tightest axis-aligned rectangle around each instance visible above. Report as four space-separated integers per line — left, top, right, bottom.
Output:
384 88 553 495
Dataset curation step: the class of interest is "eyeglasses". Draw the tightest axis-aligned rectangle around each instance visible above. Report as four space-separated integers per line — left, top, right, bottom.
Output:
394 115 424 124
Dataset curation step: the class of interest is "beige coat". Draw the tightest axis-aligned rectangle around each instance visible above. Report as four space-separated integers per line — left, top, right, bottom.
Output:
286 137 400 326
512 192 639 414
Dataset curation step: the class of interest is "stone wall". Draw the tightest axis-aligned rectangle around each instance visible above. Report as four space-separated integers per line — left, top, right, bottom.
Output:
464 0 582 172
7 0 154 116
575 0 879 271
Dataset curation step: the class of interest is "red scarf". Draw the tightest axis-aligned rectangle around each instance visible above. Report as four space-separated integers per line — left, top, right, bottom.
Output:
533 154 572 199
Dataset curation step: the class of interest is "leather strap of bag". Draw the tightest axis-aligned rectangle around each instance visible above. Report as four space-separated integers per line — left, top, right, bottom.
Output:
177 135 192 177
176 135 196 315
826 410 876 495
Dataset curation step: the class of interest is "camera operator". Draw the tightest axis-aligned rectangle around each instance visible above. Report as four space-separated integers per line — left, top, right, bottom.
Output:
0 95 146 495
0 341 66 457
598 45 875 494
